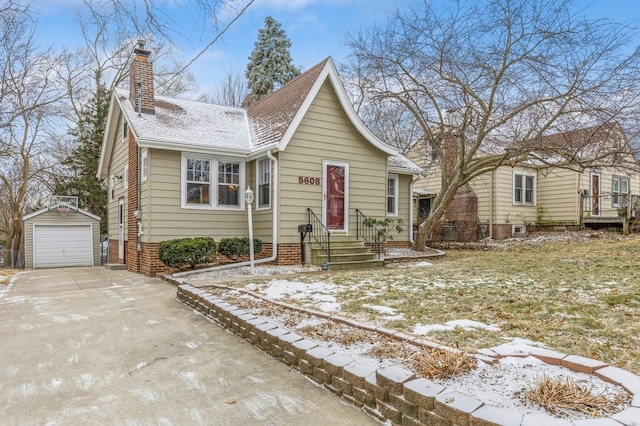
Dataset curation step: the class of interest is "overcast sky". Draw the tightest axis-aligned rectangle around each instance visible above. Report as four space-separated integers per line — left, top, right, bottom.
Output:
32 0 640 96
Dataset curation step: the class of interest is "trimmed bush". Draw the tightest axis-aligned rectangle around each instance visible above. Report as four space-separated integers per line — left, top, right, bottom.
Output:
158 237 217 270
218 237 263 260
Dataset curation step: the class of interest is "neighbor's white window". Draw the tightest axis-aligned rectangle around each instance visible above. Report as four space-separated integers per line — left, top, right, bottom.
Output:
387 174 398 215
513 172 535 205
123 164 129 190
181 153 244 209
141 149 148 182
612 177 629 207
257 158 271 209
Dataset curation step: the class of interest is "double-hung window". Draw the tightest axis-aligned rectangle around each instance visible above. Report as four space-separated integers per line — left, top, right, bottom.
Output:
387 174 398 215
186 158 211 205
513 173 535 205
182 153 244 209
612 177 629 207
217 161 240 206
257 158 271 209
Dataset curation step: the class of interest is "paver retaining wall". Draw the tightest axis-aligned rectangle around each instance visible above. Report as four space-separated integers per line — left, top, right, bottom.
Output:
175 283 640 426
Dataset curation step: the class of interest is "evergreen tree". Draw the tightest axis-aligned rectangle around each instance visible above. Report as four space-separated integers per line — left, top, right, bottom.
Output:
244 16 300 106
54 82 109 234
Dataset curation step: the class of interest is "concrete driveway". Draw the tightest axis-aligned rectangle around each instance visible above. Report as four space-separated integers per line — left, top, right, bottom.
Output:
0 267 376 425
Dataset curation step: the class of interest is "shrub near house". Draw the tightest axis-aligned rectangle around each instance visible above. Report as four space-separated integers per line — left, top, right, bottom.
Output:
158 237 217 270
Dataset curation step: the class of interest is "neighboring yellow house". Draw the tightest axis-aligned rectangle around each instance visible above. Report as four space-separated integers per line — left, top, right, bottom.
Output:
98 44 421 276
408 124 639 241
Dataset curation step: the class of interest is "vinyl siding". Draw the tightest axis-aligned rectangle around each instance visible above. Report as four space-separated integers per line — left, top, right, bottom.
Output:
470 173 492 223
537 168 579 224
278 80 389 244
107 112 129 242
145 149 249 243
494 166 538 226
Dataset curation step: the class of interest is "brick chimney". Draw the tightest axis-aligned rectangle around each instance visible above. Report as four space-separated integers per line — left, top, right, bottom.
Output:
129 40 155 115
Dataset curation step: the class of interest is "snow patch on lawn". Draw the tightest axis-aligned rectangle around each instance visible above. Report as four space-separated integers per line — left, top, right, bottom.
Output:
414 319 501 335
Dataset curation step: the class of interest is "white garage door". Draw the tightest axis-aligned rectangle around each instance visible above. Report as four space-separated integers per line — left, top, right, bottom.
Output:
33 224 93 268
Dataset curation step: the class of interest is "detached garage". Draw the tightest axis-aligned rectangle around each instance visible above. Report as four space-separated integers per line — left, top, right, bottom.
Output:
23 199 101 269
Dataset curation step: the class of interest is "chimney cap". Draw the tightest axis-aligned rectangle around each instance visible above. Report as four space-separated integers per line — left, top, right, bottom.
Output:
134 39 151 57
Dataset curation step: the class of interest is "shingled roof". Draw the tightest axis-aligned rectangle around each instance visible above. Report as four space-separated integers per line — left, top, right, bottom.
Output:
99 57 423 179
247 58 329 148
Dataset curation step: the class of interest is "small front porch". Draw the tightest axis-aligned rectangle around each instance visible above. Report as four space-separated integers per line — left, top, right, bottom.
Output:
302 208 394 270
580 194 640 234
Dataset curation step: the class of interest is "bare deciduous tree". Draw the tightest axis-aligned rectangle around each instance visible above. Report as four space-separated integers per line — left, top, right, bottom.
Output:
346 0 640 250
0 4 68 257
198 66 248 107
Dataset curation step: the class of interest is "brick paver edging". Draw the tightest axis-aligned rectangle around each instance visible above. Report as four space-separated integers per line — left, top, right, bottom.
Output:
175 283 640 426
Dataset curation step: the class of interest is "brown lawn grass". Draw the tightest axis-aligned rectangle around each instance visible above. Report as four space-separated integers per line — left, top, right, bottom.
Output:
228 233 640 375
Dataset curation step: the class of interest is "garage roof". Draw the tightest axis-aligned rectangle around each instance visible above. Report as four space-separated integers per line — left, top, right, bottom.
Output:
23 204 101 221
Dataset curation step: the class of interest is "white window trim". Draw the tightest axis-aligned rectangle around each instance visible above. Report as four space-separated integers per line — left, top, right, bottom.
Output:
180 152 245 210
123 164 129 190
256 157 271 210
512 170 536 206
141 149 148 182
387 173 399 216
612 176 629 207
322 160 349 233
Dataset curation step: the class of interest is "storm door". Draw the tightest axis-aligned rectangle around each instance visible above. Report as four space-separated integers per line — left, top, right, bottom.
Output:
118 198 125 261
591 173 601 216
323 161 348 231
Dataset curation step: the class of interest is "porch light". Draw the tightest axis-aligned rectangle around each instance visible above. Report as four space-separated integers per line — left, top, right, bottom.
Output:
245 186 255 274
244 186 254 205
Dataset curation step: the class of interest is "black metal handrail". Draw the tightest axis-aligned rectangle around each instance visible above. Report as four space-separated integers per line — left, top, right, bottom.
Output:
307 208 331 262
355 209 382 259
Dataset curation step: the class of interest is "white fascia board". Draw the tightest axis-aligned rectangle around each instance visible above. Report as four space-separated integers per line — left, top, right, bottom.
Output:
23 205 101 221
247 145 279 162
136 138 250 158
278 58 398 156
388 166 422 175
97 91 123 179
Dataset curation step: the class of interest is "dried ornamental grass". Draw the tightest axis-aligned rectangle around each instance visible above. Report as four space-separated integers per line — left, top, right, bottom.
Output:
367 339 414 361
522 374 623 417
411 348 477 379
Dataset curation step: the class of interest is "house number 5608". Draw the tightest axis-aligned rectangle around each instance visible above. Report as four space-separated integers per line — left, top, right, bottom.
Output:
298 176 321 185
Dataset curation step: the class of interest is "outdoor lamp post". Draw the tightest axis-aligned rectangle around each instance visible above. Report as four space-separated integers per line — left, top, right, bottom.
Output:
245 186 255 274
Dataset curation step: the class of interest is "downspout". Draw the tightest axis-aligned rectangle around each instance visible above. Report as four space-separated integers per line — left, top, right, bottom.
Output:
173 150 279 278
409 174 422 244
489 169 495 239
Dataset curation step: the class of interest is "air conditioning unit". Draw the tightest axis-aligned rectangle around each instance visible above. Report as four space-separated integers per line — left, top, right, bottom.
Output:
512 225 526 237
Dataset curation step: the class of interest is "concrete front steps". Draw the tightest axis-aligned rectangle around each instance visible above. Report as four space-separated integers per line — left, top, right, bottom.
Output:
308 238 383 270
104 263 127 270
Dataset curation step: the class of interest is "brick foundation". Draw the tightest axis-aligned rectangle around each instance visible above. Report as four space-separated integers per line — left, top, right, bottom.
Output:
109 241 122 264
140 242 166 277
274 243 303 265
134 240 418 276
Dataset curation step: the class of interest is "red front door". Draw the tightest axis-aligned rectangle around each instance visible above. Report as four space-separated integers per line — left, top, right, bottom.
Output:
324 163 347 230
